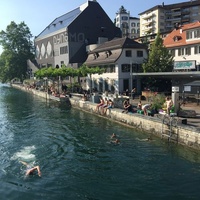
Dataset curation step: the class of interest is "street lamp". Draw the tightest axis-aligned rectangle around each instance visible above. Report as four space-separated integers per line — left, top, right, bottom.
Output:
130 60 133 99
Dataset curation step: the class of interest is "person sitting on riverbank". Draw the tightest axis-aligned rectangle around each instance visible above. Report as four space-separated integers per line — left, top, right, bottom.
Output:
142 103 152 115
122 99 128 113
137 100 142 110
122 99 133 113
95 97 105 113
104 99 114 115
99 98 109 114
20 161 41 177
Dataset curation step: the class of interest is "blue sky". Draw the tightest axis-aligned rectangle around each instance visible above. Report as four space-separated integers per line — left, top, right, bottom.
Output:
0 0 188 53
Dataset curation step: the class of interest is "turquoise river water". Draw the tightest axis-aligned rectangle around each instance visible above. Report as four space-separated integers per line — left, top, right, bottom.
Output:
1 83 200 200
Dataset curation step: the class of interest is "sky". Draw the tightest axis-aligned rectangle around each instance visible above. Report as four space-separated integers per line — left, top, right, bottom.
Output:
0 0 188 53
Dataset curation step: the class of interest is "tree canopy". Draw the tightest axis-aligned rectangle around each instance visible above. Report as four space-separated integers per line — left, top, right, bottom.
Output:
0 21 34 82
34 64 105 79
142 32 174 72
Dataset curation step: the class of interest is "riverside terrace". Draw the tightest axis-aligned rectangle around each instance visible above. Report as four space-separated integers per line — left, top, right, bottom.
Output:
11 83 200 150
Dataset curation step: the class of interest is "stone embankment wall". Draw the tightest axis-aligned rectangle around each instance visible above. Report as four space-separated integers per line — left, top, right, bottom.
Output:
12 84 200 150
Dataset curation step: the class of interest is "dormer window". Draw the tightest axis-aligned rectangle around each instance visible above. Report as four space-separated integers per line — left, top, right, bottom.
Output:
105 50 112 57
173 35 182 42
93 53 99 59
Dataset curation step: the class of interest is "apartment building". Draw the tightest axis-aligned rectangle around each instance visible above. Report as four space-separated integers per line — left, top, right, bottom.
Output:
139 0 200 37
115 6 140 38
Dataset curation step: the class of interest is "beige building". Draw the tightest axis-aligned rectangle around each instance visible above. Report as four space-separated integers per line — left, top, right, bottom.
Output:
139 0 200 37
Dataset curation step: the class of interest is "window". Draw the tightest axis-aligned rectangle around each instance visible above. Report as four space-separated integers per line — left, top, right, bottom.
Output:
131 29 136 34
192 6 198 10
192 13 198 17
131 22 135 27
122 16 128 20
194 29 200 38
60 46 68 54
122 22 128 29
170 49 175 57
185 47 191 55
186 31 193 39
194 46 200 54
125 50 132 57
178 48 184 56
121 64 130 72
137 50 143 57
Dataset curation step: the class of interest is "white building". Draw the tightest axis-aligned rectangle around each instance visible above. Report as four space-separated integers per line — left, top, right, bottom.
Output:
85 37 147 94
115 6 140 39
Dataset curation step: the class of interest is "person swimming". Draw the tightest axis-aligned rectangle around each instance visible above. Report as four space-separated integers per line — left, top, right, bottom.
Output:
111 133 117 138
111 138 120 144
20 161 41 177
136 135 153 142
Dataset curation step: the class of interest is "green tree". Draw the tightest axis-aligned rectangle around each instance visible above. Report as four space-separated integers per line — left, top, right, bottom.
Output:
142 32 174 72
0 21 34 82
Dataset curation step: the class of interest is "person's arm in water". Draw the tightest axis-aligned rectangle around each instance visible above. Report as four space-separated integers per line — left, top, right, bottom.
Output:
26 165 41 177
19 161 28 166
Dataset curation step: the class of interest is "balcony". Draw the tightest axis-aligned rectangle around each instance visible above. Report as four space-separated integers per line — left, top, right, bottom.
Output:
142 19 153 25
171 11 181 16
142 13 155 19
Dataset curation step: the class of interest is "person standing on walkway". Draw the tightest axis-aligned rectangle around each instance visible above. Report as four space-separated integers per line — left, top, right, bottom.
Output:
166 97 173 115
131 88 136 99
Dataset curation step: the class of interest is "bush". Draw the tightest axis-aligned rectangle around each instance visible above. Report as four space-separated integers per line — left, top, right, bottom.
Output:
151 93 166 111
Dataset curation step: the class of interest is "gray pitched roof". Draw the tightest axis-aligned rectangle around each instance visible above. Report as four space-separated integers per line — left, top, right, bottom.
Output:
90 37 146 53
36 7 81 38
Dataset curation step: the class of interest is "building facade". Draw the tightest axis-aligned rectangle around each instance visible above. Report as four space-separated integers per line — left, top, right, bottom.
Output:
115 6 140 39
34 0 121 69
139 0 200 37
85 37 147 94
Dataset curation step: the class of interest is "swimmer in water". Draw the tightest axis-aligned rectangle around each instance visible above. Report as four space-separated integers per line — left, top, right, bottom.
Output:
136 135 153 142
20 161 41 177
111 133 117 138
111 138 120 144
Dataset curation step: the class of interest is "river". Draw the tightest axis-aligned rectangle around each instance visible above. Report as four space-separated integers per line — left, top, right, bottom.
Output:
1 83 200 200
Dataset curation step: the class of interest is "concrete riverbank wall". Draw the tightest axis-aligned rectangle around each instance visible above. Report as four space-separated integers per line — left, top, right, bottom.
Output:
12 84 200 150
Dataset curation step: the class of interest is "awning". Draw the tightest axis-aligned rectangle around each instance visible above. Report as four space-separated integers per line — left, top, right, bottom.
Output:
184 80 200 87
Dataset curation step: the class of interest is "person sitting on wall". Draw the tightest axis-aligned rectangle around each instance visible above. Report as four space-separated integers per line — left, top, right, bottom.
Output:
124 100 133 113
95 97 104 113
122 99 128 113
104 99 114 115
99 98 109 114
142 103 152 116
137 100 142 110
